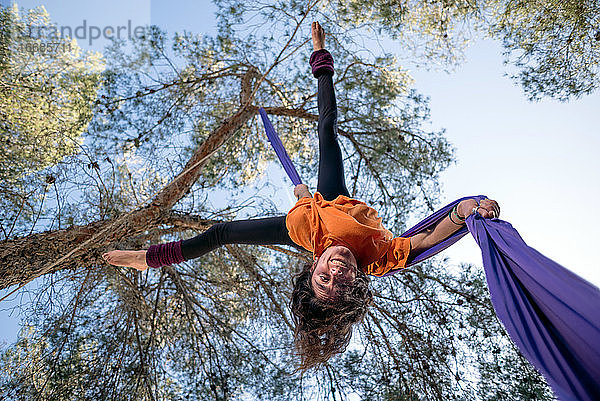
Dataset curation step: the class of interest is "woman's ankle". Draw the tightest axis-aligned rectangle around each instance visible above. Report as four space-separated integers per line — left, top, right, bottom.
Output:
146 240 184 268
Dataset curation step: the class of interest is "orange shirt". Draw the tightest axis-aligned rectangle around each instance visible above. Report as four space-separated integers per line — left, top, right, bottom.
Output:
285 192 411 276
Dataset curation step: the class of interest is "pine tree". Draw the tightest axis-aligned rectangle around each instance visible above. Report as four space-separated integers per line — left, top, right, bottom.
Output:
0 5 104 238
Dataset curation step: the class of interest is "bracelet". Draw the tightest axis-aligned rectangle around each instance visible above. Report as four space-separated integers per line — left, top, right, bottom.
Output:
453 205 466 221
448 206 464 226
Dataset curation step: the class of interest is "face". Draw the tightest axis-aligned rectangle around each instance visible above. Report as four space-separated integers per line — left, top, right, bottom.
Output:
311 245 358 302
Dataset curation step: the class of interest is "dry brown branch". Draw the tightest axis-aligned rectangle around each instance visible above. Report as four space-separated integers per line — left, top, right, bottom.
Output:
226 244 293 330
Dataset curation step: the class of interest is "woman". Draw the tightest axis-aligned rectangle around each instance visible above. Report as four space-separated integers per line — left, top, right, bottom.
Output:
103 21 500 371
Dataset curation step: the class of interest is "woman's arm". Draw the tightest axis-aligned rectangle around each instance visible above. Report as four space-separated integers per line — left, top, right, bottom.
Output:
409 198 500 256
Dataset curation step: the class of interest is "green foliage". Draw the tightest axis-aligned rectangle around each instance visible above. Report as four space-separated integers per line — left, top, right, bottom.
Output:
0 4 104 236
0 5 104 182
493 0 600 100
333 0 600 100
335 0 489 66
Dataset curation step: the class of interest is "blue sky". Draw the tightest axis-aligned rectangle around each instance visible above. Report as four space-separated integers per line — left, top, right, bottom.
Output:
409 39 600 284
1 0 598 348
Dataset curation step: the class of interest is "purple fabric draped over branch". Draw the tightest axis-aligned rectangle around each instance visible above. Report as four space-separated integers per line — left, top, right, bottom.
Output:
258 108 303 186
261 109 600 400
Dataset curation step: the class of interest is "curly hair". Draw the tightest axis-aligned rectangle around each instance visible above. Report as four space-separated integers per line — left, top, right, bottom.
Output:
289 262 373 371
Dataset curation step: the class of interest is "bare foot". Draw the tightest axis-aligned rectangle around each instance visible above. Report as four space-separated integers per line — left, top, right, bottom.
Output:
102 250 149 271
312 21 325 51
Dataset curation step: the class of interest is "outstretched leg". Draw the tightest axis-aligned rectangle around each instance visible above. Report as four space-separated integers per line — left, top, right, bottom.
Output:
180 216 297 260
311 22 349 201
103 216 298 271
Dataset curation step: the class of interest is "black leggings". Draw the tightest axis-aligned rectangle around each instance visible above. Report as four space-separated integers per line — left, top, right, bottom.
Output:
181 73 348 260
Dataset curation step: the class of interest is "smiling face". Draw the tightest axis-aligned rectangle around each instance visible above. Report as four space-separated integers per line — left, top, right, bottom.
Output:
311 245 358 302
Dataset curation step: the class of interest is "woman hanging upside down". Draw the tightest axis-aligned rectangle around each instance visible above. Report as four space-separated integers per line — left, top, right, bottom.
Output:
103 21 500 371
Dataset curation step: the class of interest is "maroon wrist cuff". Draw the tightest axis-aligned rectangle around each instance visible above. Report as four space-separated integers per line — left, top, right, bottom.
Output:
146 240 185 268
309 49 334 78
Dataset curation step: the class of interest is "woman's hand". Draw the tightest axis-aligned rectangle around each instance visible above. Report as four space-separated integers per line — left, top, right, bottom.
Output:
294 184 312 200
457 198 500 219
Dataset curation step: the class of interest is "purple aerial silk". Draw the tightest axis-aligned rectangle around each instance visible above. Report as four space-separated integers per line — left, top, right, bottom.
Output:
261 112 600 400
467 214 600 401
258 108 302 186
389 199 600 401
